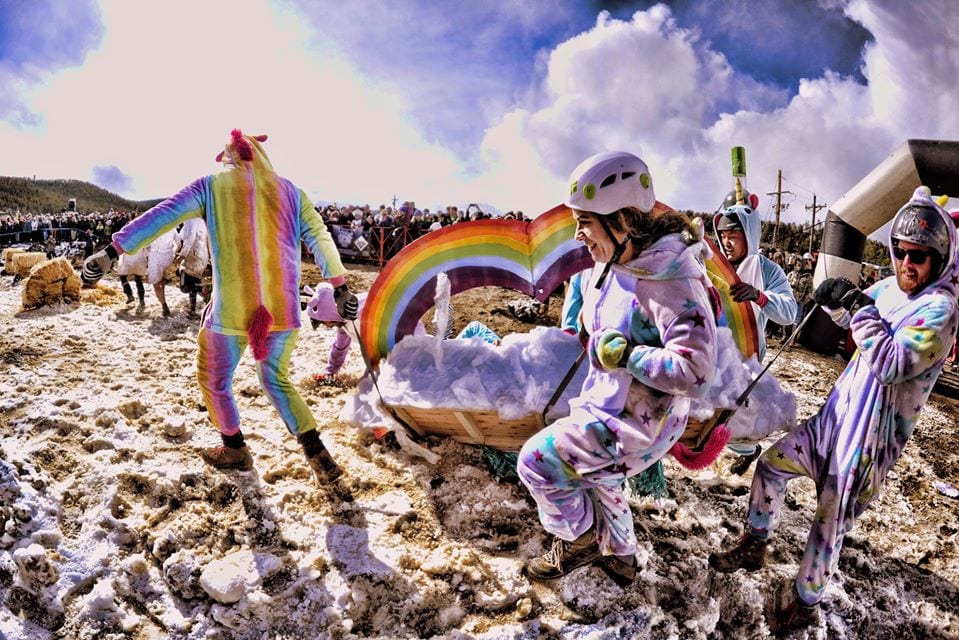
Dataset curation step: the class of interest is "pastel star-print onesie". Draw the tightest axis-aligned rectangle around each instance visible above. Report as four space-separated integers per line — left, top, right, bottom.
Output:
746 189 959 606
518 232 717 557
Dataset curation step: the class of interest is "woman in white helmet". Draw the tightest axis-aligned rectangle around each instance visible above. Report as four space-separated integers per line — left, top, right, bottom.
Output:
517 151 718 585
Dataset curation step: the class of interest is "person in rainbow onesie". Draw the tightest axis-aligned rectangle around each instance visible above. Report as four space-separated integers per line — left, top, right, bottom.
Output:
712 193 799 474
517 151 717 586
709 186 959 634
81 129 358 487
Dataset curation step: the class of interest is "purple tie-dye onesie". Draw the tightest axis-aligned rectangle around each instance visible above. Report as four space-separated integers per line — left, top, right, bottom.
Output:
518 233 717 557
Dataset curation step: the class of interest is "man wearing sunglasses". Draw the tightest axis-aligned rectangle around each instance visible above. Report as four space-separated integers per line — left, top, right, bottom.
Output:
709 186 958 634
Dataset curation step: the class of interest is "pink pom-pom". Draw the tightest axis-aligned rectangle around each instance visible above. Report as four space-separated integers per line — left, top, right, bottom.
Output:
668 424 731 470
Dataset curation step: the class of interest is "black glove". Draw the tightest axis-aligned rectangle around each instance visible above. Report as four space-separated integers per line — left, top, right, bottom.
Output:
839 287 873 314
80 245 118 287
813 277 855 310
729 281 760 303
333 283 358 321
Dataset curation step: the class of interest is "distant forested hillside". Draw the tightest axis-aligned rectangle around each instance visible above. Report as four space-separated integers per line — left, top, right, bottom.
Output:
0 177 162 214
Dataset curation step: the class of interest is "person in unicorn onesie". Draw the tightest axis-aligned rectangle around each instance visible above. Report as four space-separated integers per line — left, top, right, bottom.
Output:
303 281 454 382
712 192 799 474
517 151 717 586
709 187 959 634
303 282 372 382
81 129 357 487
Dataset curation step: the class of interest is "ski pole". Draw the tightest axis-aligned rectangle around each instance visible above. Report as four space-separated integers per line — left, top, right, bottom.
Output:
693 304 818 449
542 347 586 419
733 303 817 407
350 319 425 444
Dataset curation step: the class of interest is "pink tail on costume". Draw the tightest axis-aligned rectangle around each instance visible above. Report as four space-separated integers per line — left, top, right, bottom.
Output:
248 305 273 361
668 424 731 470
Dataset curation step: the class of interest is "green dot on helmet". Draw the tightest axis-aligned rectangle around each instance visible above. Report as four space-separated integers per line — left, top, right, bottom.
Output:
569 181 578 196
583 183 596 200
640 173 650 188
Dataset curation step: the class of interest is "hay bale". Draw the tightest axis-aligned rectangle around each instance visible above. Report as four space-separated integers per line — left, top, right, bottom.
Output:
11 252 47 278
2 248 25 274
79 284 126 307
21 257 83 310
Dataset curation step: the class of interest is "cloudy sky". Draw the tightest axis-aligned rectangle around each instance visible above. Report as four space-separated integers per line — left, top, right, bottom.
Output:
1 0 957 225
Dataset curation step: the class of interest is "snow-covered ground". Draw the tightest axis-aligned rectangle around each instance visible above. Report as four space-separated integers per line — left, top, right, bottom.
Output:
0 266 957 639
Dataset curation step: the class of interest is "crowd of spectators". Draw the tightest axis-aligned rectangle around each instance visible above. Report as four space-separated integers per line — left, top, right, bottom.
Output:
317 200 532 264
0 209 136 247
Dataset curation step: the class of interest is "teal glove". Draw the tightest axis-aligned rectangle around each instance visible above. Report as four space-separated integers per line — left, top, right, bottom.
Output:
590 329 630 371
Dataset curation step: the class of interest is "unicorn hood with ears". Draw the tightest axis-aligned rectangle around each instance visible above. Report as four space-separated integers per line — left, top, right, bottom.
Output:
216 129 274 172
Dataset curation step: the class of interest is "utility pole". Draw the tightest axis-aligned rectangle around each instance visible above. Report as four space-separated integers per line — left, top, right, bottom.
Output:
766 170 792 248
805 195 827 254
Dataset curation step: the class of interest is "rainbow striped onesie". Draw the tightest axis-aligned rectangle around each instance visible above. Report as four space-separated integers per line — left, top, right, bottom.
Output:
112 132 345 437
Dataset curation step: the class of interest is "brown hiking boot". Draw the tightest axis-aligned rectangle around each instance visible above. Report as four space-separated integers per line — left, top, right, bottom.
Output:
524 530 601 581
201 445 253 471
598 553 638 587
708 532 767 572
729 445 762 476
769 597 818 634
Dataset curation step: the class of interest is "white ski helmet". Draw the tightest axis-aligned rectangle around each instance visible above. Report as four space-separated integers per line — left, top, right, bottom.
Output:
564 151 655 215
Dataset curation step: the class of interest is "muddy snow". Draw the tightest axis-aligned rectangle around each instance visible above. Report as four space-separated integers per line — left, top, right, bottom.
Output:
0 263 957 639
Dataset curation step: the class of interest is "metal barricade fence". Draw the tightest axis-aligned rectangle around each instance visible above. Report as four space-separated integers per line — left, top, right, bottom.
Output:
319 224 416 267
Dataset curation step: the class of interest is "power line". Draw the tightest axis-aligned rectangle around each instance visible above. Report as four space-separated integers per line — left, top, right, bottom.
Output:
781 175 819 198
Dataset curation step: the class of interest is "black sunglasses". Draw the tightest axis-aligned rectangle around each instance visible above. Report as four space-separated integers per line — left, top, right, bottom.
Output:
892 245 932 264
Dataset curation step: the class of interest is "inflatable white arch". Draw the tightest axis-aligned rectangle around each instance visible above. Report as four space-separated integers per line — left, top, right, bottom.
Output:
802 139 959 353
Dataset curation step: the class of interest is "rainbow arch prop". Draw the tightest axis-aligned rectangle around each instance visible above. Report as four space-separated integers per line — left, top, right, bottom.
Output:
360 204 591 363
359 203 759 364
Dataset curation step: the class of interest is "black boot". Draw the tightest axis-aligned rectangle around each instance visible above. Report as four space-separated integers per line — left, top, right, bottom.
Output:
121 279 134 304
709 532 768 572
298 430 344 484
729 445 762 476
